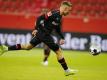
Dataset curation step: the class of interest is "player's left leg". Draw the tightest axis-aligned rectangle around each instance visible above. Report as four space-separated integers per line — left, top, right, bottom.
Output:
42 44 51 66
0 43 35 55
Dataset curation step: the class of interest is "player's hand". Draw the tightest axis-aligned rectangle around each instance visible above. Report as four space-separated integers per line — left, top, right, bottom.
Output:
59 39 65 45
32 30 38 36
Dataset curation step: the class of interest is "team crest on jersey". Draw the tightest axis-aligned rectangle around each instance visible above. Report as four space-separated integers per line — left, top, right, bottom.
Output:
47 11 52 16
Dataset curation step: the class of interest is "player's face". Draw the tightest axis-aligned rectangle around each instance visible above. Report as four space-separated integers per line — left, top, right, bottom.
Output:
62 6 72 16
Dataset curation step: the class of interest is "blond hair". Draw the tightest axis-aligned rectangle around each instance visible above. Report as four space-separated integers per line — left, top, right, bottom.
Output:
61 1 72 7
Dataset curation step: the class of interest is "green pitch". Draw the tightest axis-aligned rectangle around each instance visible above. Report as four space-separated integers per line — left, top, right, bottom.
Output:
0 48 107 80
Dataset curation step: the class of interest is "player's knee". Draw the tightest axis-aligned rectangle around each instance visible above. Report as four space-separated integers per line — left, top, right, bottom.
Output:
26 46 32 50
27 45 34 50
21 44 34 50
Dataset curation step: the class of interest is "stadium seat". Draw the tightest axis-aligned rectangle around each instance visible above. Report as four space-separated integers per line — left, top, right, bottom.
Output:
71 0 79 4
0 0 107 18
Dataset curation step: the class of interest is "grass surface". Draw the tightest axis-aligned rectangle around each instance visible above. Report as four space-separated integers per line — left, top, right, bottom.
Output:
0 49 107 80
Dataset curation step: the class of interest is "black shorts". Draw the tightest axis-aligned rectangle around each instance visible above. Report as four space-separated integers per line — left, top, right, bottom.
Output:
30 31 59 51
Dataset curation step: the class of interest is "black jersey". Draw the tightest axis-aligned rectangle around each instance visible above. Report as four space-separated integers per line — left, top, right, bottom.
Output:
35 10 64 39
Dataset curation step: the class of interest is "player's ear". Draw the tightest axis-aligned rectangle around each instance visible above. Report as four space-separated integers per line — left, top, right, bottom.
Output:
64 6 68 10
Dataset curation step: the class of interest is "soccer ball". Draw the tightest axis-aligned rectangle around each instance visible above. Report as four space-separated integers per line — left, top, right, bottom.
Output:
89 43 101 56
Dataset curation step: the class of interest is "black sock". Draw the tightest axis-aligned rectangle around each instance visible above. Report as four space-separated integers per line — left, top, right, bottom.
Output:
43 48 50 62
58 58 68 70
44 57 48 62
8 44 21 50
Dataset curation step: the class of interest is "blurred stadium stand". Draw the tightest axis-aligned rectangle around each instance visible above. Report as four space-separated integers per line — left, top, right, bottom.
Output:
0 0 107 34
0 0 107 18
0 0 107 51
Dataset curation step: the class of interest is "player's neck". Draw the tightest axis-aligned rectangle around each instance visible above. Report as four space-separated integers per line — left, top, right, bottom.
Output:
59 10 63 16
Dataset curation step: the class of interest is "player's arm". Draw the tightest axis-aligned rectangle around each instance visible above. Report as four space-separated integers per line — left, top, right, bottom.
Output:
55 24 65 45
55 26 64 39
35 15 50 33
32 20 38 36
32 15 49 35
32 30 38 36
32 10 52 36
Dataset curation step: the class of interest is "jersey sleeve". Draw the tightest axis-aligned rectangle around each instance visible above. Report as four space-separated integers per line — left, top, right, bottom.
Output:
34 21 37 30
35 15 49 33
55 24 64 39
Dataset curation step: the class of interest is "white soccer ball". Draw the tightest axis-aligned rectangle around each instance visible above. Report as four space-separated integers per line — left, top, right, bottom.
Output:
89 43 101 56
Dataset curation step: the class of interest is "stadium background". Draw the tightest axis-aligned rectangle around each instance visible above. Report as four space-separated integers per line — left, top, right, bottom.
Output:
0 0 107 80
0 0 107 52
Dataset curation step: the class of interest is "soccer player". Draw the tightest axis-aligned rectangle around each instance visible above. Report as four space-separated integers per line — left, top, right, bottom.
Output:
0 1 77 76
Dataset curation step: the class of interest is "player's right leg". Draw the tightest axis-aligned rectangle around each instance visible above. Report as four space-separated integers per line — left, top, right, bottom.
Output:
0 43 34 55
0 35 41 55
0 45 8 55
55 48 78 76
